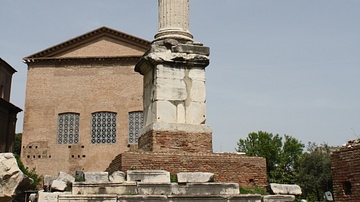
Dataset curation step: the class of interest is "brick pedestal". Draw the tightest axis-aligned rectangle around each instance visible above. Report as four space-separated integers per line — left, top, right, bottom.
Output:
106 151 268 187
138 130 212 153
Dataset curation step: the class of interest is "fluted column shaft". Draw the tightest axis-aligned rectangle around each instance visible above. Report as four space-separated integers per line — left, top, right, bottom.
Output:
155 0 193 41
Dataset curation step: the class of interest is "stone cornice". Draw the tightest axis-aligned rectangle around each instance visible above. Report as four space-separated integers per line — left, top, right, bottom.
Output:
24 56 142 66
0 58 17 74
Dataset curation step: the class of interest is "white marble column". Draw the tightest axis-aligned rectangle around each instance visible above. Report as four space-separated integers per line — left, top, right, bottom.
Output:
155 0 193 41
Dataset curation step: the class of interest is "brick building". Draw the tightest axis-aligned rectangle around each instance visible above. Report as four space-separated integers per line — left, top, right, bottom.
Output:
21 27 150 175
331 140 360 201
0 58 22 153
21 26 267 187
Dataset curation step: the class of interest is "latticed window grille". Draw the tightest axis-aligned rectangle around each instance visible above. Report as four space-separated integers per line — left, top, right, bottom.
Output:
57 113 80 144
91 112 117 144
128 111 144 144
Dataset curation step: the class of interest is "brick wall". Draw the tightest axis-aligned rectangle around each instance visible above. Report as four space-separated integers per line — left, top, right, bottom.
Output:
138 130 213 153
106 151 268 187
331 145 360 202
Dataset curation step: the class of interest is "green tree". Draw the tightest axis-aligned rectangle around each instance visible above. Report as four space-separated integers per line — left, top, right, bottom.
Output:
13 132 42 190
297 143 332 201
236 131 282 181
272 135 304 183
236 131 304 183
14 133 22 156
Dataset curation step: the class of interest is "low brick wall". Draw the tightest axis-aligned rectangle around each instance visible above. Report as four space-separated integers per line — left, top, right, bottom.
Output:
331 145 360 201
138 130 213 153
106 151 267 187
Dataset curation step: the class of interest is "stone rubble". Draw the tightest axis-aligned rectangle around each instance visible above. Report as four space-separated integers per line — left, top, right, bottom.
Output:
177 172 214 183
0 153 33 202
108 171 125 183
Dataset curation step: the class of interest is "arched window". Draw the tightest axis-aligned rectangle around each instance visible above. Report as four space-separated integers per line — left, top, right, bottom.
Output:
91 112 117 144
128 111 144 144
57 113 80 144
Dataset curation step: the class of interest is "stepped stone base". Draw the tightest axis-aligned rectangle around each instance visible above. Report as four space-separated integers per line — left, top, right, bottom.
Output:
118 195 262 202
58 194 117 202
58 194 262 202
106 152 267 186
72 182 239 196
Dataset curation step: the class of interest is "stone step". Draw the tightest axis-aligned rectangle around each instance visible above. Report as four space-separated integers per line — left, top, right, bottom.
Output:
58 194 262 202
72 182 240 196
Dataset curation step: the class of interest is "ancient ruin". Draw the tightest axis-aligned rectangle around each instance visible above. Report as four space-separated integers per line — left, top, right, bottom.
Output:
107 0 267 186
9 0 294 201
331 140 360 201
0 153 33 202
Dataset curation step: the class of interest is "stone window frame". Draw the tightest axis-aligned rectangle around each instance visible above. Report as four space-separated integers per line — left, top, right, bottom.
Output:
57 112 80 145
91 111 117 144
128 111 144 144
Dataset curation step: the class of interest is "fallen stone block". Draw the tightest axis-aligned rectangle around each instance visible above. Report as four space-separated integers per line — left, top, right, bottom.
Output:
43 175 57 191
56 172 75 184
127 170 170 183
269 183 302 195
177 172 214 183
109 171 125 183
137 182 240 195
0 153 33 202
263 195 295 202
51 180 67 192
38 191 71 202
84 172 109 183
58 194 117 202
72 182 137 195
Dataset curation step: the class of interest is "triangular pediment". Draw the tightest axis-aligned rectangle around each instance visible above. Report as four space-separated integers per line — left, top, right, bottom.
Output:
24 27 150 61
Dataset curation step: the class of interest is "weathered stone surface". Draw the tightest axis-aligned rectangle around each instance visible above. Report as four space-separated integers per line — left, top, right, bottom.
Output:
263 195 295 202
38 191 71 202
56 172 75 184
324 191 334 201
58 194 117 202
190 80 206 102
84 172 109 183
137 182 239 195
156 0 193 41
43 175 57 191
118 195 262 202
51 180 67 192
177 172 214 183
28 193 37 202
72 182 137 195
269 183 302 195
172 44 210 56
109 171 125 183
154 100 177 123
185 101 206 124
127 170 170 183
0 153 33 202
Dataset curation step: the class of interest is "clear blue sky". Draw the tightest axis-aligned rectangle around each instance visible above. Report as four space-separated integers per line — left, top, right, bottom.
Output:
1 0 359 152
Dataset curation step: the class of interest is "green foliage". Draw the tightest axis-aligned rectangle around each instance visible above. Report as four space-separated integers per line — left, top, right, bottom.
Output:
236 131 282 181
297 143 332 201
15 155 42 190
236 131 304 183
240 185 267 195
271 135 304 183
237 133 332 200
13 133 43 190
14 133 22 156
170 173 178 183
75 175 85 182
